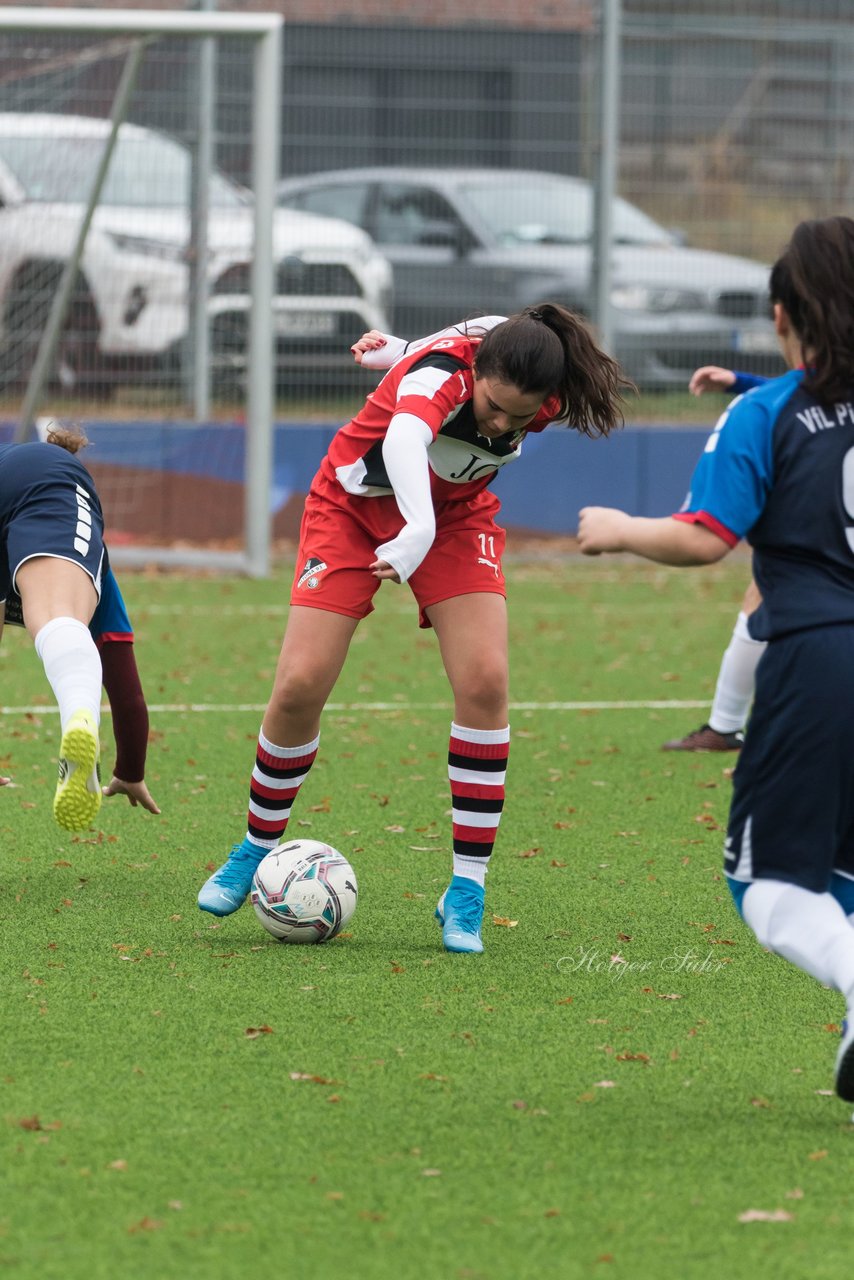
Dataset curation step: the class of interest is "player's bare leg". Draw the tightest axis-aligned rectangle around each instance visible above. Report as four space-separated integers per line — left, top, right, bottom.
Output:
428 593 510 954
17 556 102 831
199 606 360 916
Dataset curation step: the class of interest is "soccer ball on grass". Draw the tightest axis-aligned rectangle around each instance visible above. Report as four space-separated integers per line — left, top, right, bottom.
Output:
251 839 357 943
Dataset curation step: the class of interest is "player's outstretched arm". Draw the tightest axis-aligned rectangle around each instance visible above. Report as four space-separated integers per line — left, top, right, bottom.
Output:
352 316 507 370
688 366 737 396
99 639 160 814
577 507 731 565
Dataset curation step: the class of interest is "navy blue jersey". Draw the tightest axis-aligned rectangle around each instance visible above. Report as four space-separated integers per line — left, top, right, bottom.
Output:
676 369 854 639
0 441 99 528
0 441 105 605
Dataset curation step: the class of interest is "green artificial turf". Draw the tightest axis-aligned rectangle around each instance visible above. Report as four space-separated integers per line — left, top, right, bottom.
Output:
2 556 853 1279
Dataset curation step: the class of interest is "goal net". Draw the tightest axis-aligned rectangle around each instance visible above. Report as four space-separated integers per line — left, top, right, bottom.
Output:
0 8 291 575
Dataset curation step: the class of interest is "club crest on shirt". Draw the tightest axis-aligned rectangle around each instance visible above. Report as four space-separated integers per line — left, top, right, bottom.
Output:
297 556 328 589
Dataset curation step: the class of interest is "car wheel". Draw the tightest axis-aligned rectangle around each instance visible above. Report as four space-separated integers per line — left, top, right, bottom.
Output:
2 263 112 398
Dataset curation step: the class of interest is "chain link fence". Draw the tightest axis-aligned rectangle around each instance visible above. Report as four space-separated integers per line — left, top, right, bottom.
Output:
0 1 849 558
0 1 849 418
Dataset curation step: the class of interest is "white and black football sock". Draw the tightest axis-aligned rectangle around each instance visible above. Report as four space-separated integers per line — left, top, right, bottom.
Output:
448 722 510 887
246 729 319 851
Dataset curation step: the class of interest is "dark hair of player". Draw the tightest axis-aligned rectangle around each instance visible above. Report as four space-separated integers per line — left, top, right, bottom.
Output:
769 215 854 405
471 301 633 439
45 422 89 453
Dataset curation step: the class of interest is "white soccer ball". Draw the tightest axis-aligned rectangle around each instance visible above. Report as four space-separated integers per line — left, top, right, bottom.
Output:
250 839 358 944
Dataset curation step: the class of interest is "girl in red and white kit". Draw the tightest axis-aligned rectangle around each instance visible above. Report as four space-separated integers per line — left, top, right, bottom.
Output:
199 303 629 952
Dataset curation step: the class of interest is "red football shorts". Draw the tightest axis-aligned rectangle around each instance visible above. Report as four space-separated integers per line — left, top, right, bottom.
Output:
289 479 507 628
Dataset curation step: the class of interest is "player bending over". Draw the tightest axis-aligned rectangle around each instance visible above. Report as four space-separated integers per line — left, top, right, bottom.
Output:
199 303 630 953
0 427 158 829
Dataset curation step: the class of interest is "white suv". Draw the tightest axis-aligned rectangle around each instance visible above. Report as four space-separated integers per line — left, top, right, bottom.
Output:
0 113 393 394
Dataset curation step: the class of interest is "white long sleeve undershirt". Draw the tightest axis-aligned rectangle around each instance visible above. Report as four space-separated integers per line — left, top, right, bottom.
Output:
364 315 507 582
373 412 436 583
359 315 507 371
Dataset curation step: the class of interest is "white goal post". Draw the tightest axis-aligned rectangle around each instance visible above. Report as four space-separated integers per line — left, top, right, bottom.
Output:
0 7 283 577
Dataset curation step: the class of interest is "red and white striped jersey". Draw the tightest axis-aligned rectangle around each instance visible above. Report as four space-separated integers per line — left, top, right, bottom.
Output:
319 333 560 507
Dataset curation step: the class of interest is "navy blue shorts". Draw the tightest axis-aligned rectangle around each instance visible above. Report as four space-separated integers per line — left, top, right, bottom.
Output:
725 624 854 893
0 443 105 604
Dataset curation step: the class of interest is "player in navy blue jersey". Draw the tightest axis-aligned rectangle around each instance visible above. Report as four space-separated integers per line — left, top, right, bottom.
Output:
662 366 770 753
577 216 854 1101
0 427 158 828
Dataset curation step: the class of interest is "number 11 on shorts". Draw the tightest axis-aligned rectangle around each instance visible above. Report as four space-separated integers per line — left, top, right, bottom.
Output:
477 533 499 577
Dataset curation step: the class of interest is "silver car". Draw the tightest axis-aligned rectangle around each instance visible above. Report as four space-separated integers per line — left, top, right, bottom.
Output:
278 166 783 389
0 114 392 394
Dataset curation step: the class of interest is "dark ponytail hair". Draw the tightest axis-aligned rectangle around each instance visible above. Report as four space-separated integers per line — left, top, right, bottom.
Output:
769 216 854 405
471 303 632 438
45 422 89 453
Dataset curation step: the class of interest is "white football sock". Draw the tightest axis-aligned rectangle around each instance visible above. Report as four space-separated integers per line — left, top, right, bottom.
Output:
743 879 854 1003
452 855 488 887
708 611 766 734
34 617 102 731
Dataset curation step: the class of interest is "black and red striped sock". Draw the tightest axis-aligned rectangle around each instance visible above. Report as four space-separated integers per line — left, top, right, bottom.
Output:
245 729 319 850
448 722 510 886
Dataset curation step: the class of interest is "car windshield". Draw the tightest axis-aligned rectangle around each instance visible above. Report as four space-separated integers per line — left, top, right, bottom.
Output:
458 177 673 247
0 131 247 209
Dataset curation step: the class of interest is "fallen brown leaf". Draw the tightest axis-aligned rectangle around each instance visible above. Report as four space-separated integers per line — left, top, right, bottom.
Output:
737 1209 793 1223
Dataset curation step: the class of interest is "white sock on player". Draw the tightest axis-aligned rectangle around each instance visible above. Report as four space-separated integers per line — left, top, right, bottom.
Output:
708 611 766 734
743 879 854 1002
34 616 102 731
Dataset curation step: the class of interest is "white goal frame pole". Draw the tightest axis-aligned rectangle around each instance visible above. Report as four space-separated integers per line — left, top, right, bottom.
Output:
0 8 283 578
0 9 283 40
246 21 281 580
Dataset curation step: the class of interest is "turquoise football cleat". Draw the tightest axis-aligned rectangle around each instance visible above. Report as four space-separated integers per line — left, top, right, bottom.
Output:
435 876 485 954
198 842 267 916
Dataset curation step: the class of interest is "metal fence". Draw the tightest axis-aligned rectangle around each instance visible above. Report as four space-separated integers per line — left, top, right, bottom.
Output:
0 1 850 556
0 1 850 416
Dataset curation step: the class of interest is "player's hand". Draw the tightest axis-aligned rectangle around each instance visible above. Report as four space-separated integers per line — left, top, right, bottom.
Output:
688 366 737 396
577 506 631 556
102 775 161 814
351 331 387 364
0 775 10 786
369 558 401 583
